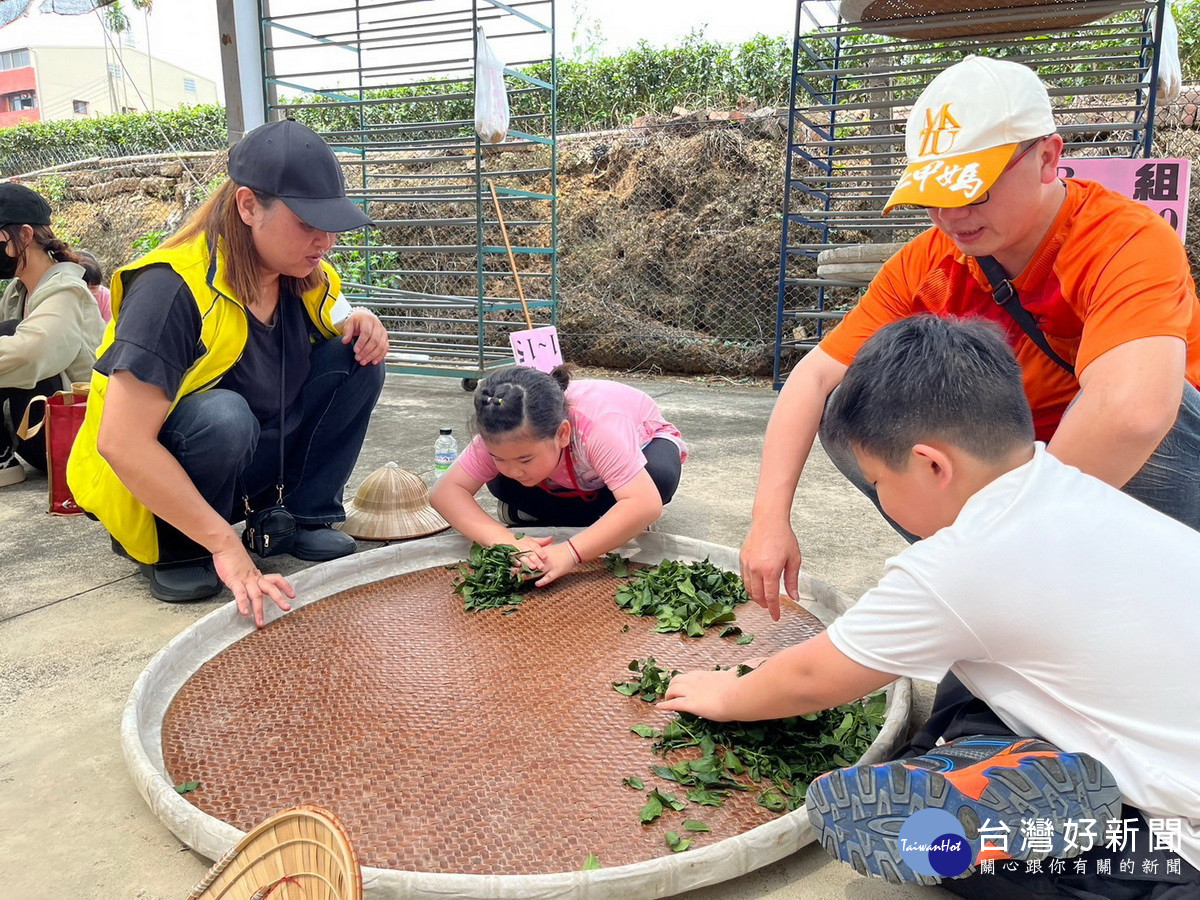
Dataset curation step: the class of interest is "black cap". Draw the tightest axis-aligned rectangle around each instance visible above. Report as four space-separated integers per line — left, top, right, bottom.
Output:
0 182 52 226
227 119 373 233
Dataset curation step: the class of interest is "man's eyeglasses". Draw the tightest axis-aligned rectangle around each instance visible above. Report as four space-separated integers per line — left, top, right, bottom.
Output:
916 136 1047 211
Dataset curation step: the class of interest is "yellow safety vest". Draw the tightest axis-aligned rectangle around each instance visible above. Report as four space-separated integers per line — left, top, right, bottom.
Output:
67 231 344 564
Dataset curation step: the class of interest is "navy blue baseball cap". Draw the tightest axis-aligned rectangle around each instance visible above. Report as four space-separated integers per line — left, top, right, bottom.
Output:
0 182 52 226
228 118 372 232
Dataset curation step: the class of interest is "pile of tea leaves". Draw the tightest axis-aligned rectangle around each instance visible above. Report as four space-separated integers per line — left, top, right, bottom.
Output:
612 557 751 637
615 657 887 813
452 541 536 613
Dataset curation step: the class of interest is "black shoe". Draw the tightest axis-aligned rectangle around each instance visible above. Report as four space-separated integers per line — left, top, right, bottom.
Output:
138 558 222 603
495 501 540 527
290 525 356 562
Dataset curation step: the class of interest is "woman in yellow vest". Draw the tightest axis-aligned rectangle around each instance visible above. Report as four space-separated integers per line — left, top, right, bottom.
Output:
68 119 388 625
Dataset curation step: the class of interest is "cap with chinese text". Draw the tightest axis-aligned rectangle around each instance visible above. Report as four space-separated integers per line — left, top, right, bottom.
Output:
883 55 1057 214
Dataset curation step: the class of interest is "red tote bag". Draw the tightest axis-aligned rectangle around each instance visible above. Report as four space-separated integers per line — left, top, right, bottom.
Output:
17 383 89 516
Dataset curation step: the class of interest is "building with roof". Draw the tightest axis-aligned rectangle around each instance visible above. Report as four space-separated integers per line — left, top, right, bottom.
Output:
0 7 219 128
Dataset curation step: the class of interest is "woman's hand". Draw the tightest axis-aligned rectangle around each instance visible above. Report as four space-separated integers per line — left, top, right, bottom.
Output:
212 543 295 628
532 541 580 588
341 309 388 365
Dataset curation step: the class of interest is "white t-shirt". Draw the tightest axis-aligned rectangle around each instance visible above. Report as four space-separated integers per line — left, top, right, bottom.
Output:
828 445 1200 867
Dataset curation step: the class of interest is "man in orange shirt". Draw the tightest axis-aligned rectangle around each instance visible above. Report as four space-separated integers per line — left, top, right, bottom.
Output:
732 54 1200 897
742 54 1200 613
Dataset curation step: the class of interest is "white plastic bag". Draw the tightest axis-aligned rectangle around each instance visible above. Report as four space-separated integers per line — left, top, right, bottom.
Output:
1156 3 1182 102
474 27 510 144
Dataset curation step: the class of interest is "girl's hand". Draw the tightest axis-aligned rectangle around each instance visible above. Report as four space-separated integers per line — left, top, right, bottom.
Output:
341 309 389 365
511 535 552 576
212 544 295 628
533 541 580 588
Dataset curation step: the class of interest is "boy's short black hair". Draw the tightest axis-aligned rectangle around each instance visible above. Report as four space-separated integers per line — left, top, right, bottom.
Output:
824 314 1034 468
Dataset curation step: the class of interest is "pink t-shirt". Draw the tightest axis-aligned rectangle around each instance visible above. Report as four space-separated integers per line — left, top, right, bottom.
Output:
457 379 687 492
92 285 112 323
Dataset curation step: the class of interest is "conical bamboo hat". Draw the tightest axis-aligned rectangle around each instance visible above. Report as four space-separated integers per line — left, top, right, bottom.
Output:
186 805 362 900
336 462 450 541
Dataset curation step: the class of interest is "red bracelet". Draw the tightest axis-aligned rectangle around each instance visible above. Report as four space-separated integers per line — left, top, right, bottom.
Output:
566 538 583 564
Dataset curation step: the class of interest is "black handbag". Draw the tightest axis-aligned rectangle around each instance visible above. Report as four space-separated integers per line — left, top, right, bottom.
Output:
240 310 296 558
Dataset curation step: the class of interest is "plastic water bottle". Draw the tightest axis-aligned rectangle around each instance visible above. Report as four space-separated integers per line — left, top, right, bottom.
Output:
434 427 458 478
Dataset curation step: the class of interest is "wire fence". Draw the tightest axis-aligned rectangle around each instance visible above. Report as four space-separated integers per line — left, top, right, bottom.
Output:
16 103 1200 379
555 119 785 376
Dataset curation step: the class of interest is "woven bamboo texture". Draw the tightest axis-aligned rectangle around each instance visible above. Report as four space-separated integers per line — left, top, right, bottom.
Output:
162 561 826 876
186 805 362 900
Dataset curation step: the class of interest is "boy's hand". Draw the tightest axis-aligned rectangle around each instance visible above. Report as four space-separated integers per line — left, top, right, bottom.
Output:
532 541 578 587
657 668 740 721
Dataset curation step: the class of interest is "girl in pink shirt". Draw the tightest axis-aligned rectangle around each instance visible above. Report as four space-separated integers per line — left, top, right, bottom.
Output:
431 365 687 586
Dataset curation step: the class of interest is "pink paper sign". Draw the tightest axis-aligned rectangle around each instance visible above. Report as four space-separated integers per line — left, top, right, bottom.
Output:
1058 157 1190 241
510 325 563 373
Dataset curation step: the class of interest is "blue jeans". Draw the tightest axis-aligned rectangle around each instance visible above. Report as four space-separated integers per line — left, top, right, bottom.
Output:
153 338 384 563
819 381 1200 538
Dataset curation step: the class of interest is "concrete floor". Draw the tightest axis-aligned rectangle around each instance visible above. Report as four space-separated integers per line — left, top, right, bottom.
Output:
0 371 946 900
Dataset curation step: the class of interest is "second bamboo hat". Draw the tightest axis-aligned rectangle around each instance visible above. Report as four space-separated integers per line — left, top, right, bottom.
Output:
336 462 450 541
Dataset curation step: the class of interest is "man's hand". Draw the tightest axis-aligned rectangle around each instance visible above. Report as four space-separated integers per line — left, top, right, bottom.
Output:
657 669 741 720
340 309 389 365
740 518 801 621
212 545 295 628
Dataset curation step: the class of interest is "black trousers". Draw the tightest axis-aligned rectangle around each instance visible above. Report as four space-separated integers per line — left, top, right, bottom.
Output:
0 318 59 471
486 437 682 527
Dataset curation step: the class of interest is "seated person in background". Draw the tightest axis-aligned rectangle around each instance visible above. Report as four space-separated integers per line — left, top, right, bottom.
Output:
75 249 111 323
661 316 1200 898
0 183 104 487
68 119 388 624
431 365 686 586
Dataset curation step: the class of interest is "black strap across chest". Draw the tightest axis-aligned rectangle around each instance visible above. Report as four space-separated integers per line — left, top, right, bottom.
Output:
977 255 1075 376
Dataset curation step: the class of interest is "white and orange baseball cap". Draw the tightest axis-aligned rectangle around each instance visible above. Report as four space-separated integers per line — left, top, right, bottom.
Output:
883 55 1057 214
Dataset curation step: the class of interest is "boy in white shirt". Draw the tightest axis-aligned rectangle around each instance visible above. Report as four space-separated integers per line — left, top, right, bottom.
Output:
660 315 1200 896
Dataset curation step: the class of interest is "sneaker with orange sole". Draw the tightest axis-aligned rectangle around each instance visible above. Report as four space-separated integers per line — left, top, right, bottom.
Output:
804 735 1121 884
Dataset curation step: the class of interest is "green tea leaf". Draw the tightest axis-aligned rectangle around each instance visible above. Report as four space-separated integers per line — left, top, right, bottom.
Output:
604 552 631 578
611 558 751 636
651 789 687 812
630 724 658 738
639 793 664 824
454 542 531 612
757 790 788 812
685 786 728 807
622 776 645 790
665 831 692 852
736 633 755 646
683 820 711 832
174 780 200 794
582 853 601 870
